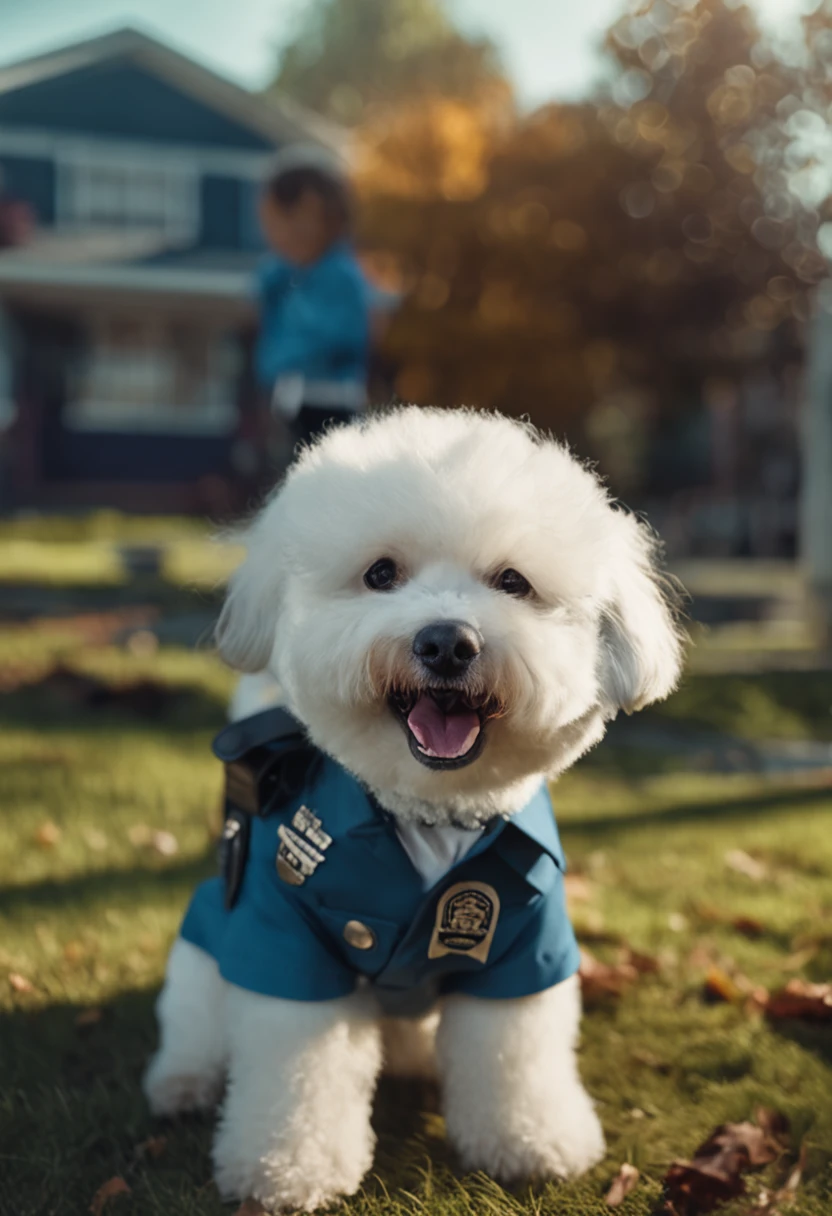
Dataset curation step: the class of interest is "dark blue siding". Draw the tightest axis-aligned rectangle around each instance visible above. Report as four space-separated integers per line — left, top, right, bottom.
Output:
45 431 234 481
201 174 242 248
0 154 55 223
0 60 274 150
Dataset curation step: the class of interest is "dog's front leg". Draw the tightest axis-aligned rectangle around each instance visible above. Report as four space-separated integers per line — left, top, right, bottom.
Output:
144 937 228 1115
213 987 382 1213
437 974 604 1183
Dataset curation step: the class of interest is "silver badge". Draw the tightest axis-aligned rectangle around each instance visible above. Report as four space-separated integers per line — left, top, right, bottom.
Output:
276 806 332 886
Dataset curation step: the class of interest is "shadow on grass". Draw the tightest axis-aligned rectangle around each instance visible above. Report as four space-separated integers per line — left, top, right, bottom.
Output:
0 850 217 916
0 684 228 734
570 780 832 837
0 986 455 1216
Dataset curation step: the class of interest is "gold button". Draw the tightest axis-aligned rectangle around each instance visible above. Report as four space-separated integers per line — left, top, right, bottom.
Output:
343 920 376 950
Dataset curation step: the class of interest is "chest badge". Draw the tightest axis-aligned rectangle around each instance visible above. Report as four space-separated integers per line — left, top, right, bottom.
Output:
428 880 500 964
276 805 332 886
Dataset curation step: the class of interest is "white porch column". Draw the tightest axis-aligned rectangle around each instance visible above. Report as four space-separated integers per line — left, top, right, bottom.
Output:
800 304 832 642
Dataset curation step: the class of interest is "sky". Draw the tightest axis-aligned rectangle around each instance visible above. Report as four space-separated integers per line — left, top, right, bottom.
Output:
0 0 810 110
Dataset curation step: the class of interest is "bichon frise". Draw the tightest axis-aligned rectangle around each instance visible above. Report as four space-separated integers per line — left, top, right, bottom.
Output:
145 407 684 1212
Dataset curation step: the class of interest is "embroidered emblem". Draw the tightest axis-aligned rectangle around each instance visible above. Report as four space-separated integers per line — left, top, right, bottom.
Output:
276 805 332 886
428 880 500 963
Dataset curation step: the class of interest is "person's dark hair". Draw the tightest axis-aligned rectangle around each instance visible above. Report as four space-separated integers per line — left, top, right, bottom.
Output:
265 163 353 234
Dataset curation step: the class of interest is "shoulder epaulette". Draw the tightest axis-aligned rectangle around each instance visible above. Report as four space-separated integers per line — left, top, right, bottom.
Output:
213 707 318 818
213 707 321 911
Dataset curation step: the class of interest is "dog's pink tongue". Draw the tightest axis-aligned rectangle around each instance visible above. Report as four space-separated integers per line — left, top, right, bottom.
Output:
407 694 480 759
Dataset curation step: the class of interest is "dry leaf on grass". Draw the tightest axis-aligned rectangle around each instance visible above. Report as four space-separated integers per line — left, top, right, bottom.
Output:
732 915 765 938
564 873 594 903
765 979 832 1022
625 947 660 974
8 972 34 993
233 1201 270 1216
150 829 178 857
133 1135 167 1160
743 1142 808 1214
725 850 767 881
656 1112 788 1215
579 944 661 1005
75 1007 103 1028
703 965 743 1004
606 1162 640 1206
126 824 178 855
579 949 638 1004
35 821 62 848
89 1176 130 1215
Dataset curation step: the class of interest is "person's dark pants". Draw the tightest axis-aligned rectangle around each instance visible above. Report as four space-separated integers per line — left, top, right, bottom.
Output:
291 404 359 450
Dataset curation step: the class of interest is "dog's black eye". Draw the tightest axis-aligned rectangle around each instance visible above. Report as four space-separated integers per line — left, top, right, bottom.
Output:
364 557 398 591
495 568 532 598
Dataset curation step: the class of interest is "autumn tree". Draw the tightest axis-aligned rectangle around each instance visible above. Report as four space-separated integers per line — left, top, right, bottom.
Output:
365 0 822 456
267 0 512 200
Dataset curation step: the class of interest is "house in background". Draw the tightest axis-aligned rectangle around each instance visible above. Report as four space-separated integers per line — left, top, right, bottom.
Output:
0 28 343 512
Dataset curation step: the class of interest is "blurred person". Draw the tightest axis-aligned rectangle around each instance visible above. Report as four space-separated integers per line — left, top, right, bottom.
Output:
254 146 371 450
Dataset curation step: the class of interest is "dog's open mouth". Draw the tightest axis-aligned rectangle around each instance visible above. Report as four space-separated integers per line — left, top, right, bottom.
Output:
389 688 499 770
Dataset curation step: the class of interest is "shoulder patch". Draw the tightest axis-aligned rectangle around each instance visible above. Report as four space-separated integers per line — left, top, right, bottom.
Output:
428 881 500 964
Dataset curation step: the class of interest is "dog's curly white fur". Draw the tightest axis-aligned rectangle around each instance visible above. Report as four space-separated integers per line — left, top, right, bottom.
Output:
145 407 683 1212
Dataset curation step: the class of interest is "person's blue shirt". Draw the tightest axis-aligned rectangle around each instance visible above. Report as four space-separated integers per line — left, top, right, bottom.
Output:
254 241 371 393
180 752 580 1013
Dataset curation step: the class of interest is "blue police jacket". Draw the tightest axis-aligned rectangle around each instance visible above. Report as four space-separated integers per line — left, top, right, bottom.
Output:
180 748 580 1012
254 241 370 392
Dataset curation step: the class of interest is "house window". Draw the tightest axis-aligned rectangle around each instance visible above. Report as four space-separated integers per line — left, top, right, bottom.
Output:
65 314 239 436
58 153 197 241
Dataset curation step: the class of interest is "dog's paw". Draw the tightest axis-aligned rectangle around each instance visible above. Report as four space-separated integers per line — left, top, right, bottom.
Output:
214 1146 367 1213
452 1101 605 1183
143 1055 222 1116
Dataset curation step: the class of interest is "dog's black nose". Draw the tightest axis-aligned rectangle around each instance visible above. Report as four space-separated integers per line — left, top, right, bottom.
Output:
413 621 482 678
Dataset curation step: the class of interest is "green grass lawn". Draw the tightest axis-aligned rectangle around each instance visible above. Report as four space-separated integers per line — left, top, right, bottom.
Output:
1 626 831 1214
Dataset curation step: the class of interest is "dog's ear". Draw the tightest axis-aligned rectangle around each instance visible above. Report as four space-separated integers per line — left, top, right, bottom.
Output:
598 511 684 715
215 510 284 673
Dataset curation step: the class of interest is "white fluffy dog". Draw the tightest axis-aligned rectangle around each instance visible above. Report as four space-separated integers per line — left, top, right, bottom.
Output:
145 407 683 1212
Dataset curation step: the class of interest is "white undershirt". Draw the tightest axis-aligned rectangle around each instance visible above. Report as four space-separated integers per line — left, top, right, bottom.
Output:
394 820 484 890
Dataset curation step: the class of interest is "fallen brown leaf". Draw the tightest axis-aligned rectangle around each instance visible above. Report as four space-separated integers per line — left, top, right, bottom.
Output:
606 1162 640 1206
765 979 832 1022
63 941 86 963
742 1142 807 1214
233 1201 269 1216
703 965 743 1004
75 1007 103 1028
732 916 765 938
150 829 178 857
725 850 767 882
89 1176 130 1215
8 972 34 993
656 1114 788 1215
564 873 594 903
624 948 661 974
134 1134 167 1160
35 821 62 848
754 1109 791 1142
579 949 638 1005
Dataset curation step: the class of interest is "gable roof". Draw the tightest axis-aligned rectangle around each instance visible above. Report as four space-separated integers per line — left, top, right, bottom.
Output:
0 26 347 156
